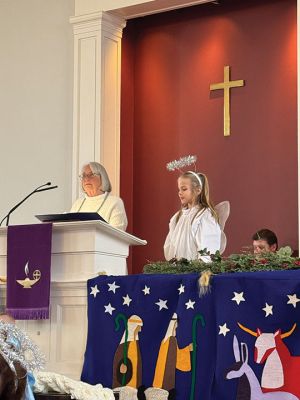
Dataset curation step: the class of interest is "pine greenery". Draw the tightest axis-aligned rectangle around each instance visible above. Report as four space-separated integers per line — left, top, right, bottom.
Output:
143 247 300 275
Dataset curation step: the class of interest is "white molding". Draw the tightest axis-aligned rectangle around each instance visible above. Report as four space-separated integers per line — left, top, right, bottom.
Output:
71 11 126 35
74 0 215 18
111 0 215 19
70 11 126 200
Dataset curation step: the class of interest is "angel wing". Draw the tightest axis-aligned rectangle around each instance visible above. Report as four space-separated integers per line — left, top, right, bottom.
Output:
215 201 230 254
215 201 230 230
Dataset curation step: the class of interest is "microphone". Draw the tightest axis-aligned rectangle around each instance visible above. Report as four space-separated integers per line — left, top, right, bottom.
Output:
35 185 58 193
0 182 58 227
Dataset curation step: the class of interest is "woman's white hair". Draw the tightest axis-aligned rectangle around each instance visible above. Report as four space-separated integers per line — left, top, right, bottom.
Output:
82 162 112 192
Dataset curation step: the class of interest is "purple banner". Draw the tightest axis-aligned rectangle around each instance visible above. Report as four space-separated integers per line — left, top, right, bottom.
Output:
6 223 52 320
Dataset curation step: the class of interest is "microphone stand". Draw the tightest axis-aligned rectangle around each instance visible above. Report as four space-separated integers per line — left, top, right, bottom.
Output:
0 183 58 227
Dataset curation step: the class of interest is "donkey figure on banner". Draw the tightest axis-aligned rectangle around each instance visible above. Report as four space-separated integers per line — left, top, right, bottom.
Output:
225 336 299 400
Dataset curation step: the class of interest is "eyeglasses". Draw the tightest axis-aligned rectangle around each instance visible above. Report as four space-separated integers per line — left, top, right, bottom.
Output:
79 172 99 180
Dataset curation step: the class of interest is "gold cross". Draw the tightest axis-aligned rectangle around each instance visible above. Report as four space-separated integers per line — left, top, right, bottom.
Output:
210 65 244 136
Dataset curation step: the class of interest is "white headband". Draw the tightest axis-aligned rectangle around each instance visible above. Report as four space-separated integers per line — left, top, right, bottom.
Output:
187 171 203 188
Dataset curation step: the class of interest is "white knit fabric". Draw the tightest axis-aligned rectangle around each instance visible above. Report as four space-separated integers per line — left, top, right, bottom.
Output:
113 386 138 400
33 371 115 400
145 387 169 400
164 207 221 262
70 192 128 231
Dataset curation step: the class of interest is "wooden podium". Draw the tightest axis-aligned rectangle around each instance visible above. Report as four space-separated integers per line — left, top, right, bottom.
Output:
0 221 146 379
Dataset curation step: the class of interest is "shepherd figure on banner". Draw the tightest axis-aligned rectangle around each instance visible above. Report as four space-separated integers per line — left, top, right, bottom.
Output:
145 313 193 400
112 314 144 399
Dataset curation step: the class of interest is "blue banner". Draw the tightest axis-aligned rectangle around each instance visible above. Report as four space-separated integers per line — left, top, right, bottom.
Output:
81 270 300 400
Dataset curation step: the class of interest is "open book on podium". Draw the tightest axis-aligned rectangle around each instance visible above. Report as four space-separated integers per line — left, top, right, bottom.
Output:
35 212 106 223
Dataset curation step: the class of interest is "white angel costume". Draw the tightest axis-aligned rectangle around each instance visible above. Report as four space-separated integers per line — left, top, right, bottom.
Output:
71 192 128 231
164 206 221 262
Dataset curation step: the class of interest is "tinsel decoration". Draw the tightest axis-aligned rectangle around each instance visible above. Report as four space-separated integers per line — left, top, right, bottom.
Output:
198 270 213 297
0 321 45 375
166 155 197 172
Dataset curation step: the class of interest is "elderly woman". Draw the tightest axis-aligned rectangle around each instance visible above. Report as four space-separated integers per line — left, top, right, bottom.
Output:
70 162 128 231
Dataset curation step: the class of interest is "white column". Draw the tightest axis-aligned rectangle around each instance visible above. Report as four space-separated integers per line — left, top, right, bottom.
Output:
70 11 126 200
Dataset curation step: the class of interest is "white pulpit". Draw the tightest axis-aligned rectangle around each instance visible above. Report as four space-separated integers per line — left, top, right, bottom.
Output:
0 221 146 379
50 220 147 280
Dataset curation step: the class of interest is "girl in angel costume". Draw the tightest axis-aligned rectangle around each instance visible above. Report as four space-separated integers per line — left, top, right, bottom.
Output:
164 156 225 262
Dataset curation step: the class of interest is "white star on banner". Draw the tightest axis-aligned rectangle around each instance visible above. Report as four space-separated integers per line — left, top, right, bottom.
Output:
104 303 115 315
185 299 195 309
90 285 100 298
287 294 300 308
155 299 168 311
219 323 230 336
123 294 132 307
142 285 150 295
108 281 120 294
262 303 273 317
178 284 185 295
231 291 245 305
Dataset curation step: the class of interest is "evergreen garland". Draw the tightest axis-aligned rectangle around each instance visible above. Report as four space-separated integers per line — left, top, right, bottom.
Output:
143 247 300 275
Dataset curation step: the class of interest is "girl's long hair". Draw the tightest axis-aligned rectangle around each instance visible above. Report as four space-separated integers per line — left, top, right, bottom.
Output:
175 172 218 223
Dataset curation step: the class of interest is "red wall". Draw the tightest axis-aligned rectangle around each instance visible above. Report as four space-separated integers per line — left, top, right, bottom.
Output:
120 0 298 273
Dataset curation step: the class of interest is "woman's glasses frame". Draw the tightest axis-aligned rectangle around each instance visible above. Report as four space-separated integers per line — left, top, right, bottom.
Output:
79 172 100 180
